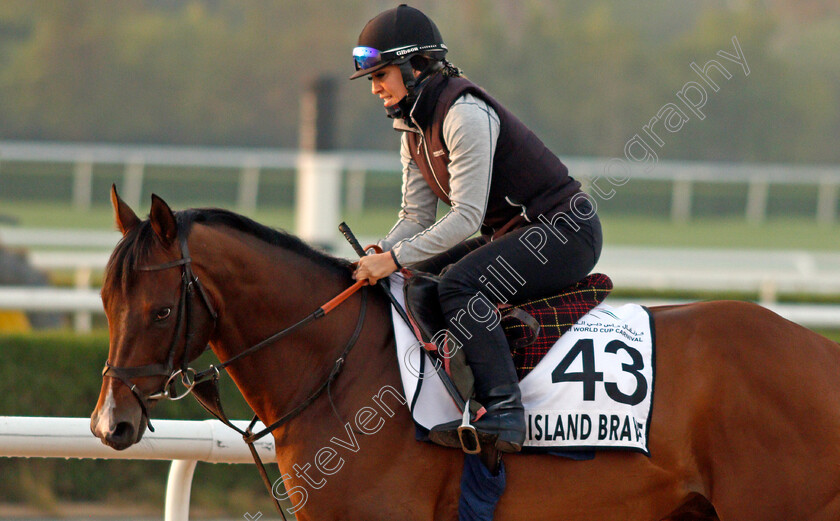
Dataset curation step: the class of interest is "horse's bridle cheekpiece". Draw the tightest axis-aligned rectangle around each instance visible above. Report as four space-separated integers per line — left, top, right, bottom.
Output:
102 233 217 431
101 226 369 519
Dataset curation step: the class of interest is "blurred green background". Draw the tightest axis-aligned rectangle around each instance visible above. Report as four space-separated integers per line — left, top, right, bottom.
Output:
0 0 837 161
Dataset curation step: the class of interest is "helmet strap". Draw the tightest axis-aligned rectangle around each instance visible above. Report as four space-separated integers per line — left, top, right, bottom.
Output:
385 103 404 120
385 60 442 121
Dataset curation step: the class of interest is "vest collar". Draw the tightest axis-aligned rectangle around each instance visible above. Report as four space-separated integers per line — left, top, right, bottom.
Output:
409 72 447 128
392 118 413 132
391 71 448 133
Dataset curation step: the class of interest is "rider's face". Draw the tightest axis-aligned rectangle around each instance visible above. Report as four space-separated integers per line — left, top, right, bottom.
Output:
370 65 407 108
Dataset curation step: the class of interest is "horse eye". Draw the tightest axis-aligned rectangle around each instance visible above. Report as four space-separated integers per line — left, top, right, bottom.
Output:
155 307 172 321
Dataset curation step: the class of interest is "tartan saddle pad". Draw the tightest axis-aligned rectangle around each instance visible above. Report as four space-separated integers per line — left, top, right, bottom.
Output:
403 272 614 383
502 273 613 379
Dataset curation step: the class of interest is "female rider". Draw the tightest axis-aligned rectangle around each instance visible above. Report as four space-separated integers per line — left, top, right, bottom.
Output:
350 4 602 453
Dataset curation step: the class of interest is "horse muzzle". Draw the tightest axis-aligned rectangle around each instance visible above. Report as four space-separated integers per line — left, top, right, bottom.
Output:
90 385 148 450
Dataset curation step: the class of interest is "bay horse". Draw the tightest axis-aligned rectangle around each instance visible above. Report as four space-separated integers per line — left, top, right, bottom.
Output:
91 188 840 520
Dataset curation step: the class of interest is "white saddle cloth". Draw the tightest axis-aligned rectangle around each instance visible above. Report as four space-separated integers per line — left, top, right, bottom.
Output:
388 272 655 453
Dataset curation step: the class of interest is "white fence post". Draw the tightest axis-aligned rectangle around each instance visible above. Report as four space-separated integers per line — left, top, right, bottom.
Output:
817 177 837 226
671 176 692 223
165 459 198 521
345 169 366 215
577 174 592 197
73 267 93 333
746 177 769 225
296 153 342 248
124 157 145 209
72 158 93 210
237 158 261 213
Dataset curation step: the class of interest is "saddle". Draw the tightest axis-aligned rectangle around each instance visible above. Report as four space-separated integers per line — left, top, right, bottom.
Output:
402 271 614 403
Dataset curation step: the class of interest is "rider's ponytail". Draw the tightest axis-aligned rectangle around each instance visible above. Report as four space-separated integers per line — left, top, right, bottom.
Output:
441 59 463 78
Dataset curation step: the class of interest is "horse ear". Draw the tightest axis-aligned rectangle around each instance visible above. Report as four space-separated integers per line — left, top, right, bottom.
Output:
149 194 178 245
110 184 141 236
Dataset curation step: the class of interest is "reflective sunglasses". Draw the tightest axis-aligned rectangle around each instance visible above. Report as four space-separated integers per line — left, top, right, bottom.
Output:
353 46 396 72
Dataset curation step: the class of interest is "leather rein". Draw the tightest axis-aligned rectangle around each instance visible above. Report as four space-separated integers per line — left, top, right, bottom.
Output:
101 232 369 517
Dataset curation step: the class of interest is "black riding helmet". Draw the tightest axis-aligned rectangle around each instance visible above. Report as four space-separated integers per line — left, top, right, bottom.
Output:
350 4 447 118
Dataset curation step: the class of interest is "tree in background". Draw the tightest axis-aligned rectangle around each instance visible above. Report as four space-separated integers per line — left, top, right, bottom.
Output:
0 0 836 163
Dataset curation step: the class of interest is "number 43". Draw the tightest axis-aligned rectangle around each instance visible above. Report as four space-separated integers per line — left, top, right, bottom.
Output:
551 338 648 406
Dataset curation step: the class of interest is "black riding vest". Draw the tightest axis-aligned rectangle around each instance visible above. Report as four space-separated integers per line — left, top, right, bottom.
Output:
404 74 581 237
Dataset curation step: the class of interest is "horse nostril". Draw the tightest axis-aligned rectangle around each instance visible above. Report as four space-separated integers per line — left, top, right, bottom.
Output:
109 421 135 444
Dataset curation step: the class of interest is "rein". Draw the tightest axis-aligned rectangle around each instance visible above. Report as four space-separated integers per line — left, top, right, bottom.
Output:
102 231 369 518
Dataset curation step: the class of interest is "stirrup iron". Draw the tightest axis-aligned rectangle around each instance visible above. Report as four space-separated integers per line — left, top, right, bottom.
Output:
457 399 481 454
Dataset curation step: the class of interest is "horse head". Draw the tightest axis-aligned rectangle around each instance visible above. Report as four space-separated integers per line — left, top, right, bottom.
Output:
91 186 217 449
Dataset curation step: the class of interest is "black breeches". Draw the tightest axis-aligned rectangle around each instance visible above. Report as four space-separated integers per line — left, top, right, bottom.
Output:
413 207 603 397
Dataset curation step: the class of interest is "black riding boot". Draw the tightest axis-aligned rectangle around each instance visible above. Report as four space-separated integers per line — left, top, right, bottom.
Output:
430 383 526 453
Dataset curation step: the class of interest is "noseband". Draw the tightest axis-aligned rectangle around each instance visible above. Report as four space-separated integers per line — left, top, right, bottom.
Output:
102 234 218 431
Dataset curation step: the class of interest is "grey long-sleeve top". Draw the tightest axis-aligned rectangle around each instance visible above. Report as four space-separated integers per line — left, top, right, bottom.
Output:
379 93 501 267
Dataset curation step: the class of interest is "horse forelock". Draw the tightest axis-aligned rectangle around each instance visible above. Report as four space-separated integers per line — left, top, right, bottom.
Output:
103 208 354 297
103 220 167 296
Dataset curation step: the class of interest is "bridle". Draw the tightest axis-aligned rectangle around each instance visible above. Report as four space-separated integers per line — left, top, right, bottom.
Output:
102 233 217 431
101 227 369 518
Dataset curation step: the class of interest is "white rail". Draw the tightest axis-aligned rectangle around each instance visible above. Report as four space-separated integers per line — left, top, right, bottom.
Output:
11 239 840 299
0 227 121 249
597 246 840 300
0 287 102 312
4 231 840 328
0 416 275 521
1 140 837 182
604 298 840 329
27 251 113 270
1 140 839 223
2 287 840 328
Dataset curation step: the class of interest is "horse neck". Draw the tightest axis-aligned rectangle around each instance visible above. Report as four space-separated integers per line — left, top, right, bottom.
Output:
189 224 397 430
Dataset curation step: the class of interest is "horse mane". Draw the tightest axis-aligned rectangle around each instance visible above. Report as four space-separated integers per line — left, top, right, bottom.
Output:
105 208 353 293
